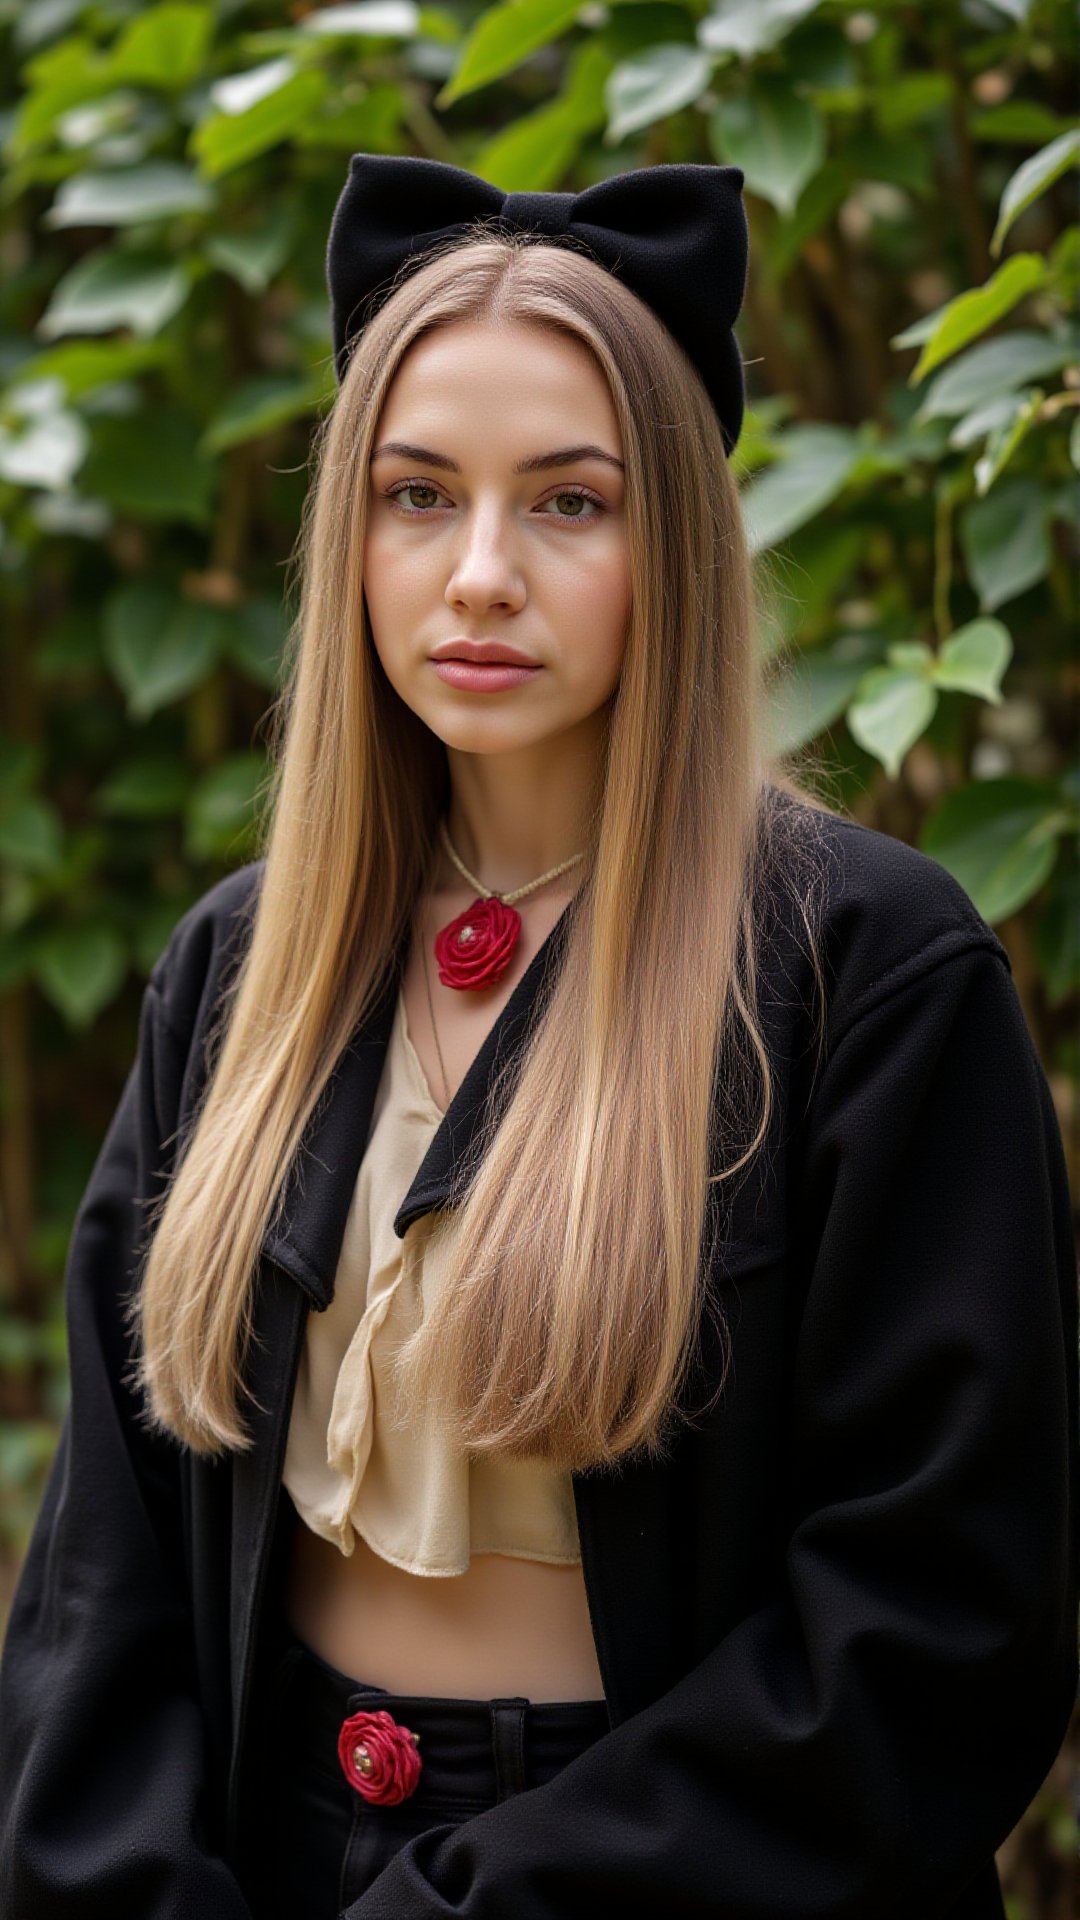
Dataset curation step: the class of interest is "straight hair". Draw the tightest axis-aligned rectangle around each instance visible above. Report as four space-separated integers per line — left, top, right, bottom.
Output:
125 227 842 1470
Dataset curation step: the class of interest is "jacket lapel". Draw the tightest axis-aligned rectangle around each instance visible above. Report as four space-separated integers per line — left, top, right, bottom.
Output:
260 891 580 1306
227 890 586 1843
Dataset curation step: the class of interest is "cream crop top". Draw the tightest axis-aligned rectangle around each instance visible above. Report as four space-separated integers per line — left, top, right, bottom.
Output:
281 985 582 1577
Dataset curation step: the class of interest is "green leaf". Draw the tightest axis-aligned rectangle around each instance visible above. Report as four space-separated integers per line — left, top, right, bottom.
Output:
9 35 116 157
468 38 611 189
471 82 603 193
32 610 100 687
30 494 112 540
710 74 825 216
606 43 712 144
291 86 406 154
13 3 82 54
222 597 289 689
782 18 855 89
108 2 215 89
841 128 934 198
921 777 1065 922
300 3 421 38
43 163 215 230
960 477 1051 611
192 67 329 178
948 389 1031 450
0 795 65 871
970 102 1078 146
437 0 581 107
34 924 128 1028
698 0 822 58
95 756 190 818
8 337 168 399
753 156 848 285
915 328 1079 421
199 374 323 455
0 1420 58 1480
103 582 226 717
80 408 215 526
0 1323 51 1375
973 387 1044 495
203 207 294 293
873 70 953 135
1050 475 1079 527
739 425 861 551
1048 225 1080 309
185 751 268 859
846 665 938 778
1034 860 1080 1003
762 643 868 756
37 249 192 342
0 741 39 799
756 521 866 640
884 639 933 673
0 407 88 490
930 618 1013 701
908 255 1048 383
207 55 298 112
891 300 955 350
1070 414 1080 472
133 900 187 978
991 128 1080 259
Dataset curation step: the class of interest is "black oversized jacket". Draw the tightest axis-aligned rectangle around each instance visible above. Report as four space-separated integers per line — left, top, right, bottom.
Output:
0 805 1076 1920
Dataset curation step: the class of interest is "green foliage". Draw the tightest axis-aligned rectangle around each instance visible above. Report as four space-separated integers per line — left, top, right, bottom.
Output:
0 7 1076 1868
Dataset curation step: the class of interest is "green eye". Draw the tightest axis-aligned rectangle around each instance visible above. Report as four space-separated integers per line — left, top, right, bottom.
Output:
382 481 604 522
386 482 442 512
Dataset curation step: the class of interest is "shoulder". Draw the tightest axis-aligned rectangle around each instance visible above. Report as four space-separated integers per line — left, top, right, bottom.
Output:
760 791 1010 1050
147 858 265 1048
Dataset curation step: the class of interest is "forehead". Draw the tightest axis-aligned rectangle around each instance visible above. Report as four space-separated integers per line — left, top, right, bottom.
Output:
378 320 620 440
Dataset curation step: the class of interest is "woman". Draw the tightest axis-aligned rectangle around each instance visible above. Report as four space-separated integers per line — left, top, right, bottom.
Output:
0 155 1075 1920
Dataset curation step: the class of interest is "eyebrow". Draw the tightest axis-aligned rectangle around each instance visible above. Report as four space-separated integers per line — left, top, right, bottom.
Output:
370 440 625 475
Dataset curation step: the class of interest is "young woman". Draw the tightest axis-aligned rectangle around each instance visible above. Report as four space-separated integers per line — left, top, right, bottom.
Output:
0 155 1075 1920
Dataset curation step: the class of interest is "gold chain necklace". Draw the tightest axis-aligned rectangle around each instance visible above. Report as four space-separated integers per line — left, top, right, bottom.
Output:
420 817 585 1111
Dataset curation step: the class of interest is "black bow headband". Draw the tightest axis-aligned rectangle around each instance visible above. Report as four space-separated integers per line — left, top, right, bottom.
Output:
325 154 750 457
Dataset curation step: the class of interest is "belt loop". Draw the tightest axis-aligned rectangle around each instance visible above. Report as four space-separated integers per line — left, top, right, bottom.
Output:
489 1698 529 1800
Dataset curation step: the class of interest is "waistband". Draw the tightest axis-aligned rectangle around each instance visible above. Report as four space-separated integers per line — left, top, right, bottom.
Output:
265 1624 611 1810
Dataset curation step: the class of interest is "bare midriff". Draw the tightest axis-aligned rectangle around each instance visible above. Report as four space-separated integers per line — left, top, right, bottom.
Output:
285 1519 606 1703
284 877 605 1704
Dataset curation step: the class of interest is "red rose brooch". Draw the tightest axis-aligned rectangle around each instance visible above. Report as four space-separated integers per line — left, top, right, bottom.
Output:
434 896 521 990
338 1707 422 1805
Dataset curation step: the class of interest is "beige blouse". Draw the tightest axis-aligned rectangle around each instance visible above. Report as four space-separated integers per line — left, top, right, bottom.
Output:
281 985 582 1576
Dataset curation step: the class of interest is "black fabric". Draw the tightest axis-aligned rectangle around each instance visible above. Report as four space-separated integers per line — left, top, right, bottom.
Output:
325 153 749 455
0 800 1075 1919
245 1625 607 1918
488 1701 529 1802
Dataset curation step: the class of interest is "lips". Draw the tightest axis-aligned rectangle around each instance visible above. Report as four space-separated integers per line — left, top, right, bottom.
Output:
430 640 537 666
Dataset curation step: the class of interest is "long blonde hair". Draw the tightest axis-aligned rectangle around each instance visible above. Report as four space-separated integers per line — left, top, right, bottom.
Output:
125 225 841 1469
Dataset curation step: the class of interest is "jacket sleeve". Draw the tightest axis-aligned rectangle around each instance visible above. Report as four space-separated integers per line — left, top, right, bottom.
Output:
346 941 1079 1920
0 966 255 1917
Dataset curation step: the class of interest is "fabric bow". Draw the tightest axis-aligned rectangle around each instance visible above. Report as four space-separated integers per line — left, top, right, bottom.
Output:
325 153 749 455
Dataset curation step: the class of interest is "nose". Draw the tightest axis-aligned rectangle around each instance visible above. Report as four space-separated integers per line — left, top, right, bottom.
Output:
444 500 526 616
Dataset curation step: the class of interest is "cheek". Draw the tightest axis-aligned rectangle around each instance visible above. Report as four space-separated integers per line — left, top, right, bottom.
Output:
361 526 419 614
573 550 631 687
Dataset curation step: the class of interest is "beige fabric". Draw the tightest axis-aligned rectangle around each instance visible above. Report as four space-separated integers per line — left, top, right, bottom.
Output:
281 986 582 1575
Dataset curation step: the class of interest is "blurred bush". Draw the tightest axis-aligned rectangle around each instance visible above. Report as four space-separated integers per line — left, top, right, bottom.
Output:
0 3 1076 1906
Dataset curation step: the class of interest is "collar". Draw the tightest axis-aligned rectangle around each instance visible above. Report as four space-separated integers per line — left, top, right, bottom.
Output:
261 895 579 1311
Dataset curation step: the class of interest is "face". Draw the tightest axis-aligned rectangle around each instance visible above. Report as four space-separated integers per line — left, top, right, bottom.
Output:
361 319 631 762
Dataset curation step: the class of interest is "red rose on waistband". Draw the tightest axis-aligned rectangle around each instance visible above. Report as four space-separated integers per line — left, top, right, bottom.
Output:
434 897 521 990
338 1707 422 1805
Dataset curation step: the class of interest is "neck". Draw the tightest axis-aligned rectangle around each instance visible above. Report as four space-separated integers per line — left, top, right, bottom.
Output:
439 714 605 895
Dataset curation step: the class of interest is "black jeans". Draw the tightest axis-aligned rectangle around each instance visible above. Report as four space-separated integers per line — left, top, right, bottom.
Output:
246 1622 611 1917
